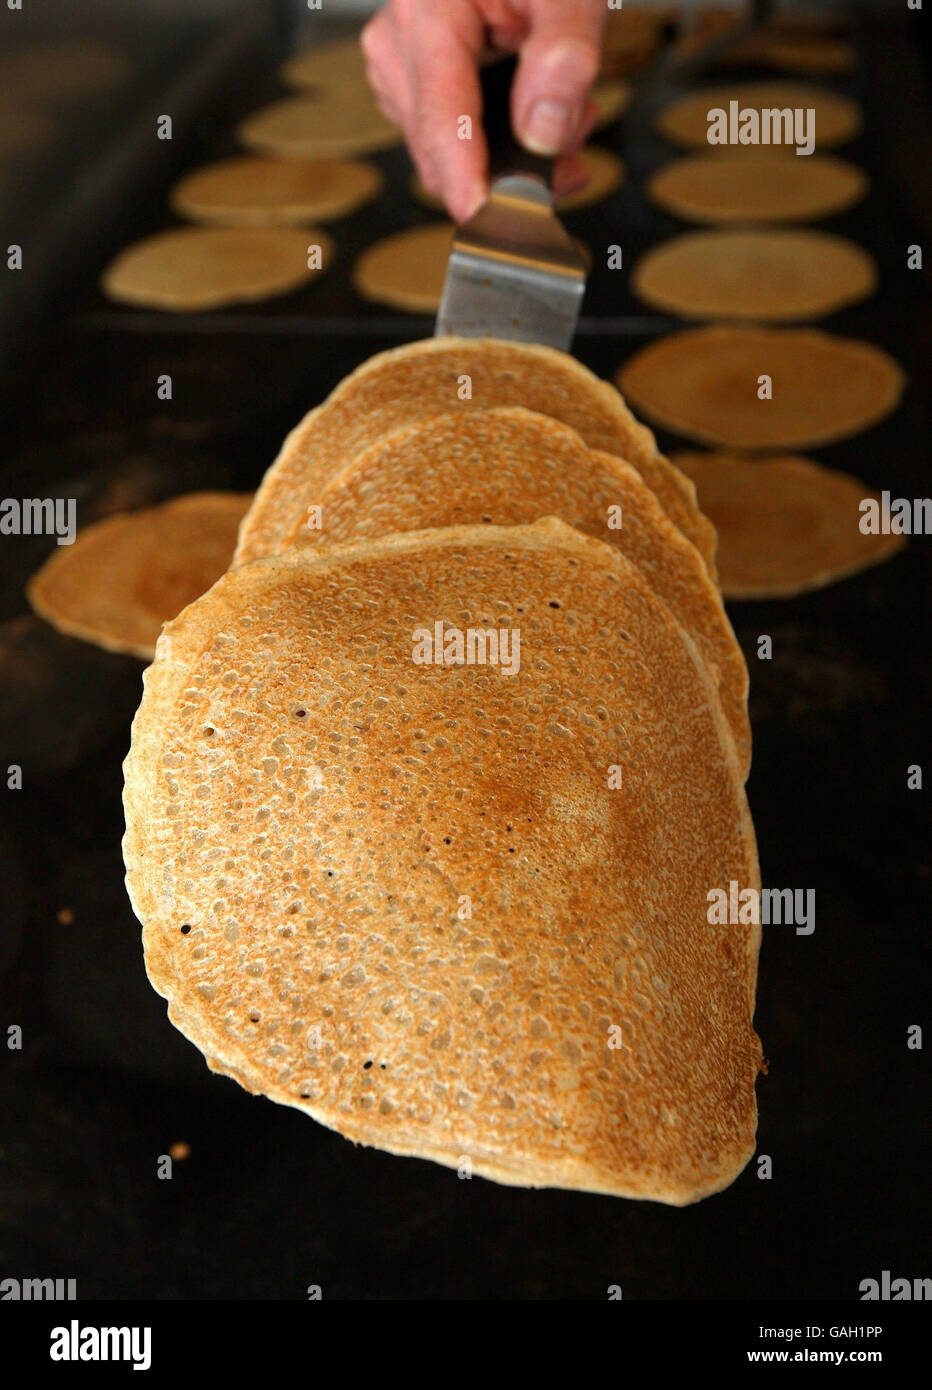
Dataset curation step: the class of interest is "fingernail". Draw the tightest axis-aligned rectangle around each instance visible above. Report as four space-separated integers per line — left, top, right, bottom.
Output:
521 99 573 155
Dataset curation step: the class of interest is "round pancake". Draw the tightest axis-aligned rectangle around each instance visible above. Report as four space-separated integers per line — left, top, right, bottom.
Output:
27 493 252 660
237 91 401 159
354 223 460 314
100 226 332 311
671 452 906 597
302 407 749 771
647 150 868 224
631 228 876 321
657 80 862 151
170 156 383 226
353 224 591 314
281 35 370 91
234 337 717 576
617 326 905 450
123 518 762 1203
411 144 624 214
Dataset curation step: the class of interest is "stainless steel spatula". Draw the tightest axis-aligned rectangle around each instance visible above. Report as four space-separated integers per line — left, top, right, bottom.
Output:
436 55 587 350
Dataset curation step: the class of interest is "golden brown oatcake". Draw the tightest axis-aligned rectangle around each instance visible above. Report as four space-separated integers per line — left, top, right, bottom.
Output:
631 228 876 321
410 145 624 214
280 35 370 92
670 452 906 598
353 224 460 314
302 407 749 773
123 518 762 1202
657 80 862 151
353 224 591 314
646 150 868 225
237 91 401 159
100 227 332 311
234 337 717 576
616 326 905 451
26 493 252 660
170 156 383 226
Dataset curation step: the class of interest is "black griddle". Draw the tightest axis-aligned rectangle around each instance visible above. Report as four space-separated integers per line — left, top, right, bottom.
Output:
0 4 929 1302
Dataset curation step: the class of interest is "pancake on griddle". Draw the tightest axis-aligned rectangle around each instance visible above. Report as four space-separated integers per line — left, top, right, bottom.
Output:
123 518 762 1202
647 150 868 224
353 224 591 314
353 223 463 314
671 452 907 598
280 35 369 92
617 326 905 451
302 407 749 773
170 156 383 226
27 492 252 660
631 228 876 321
101 227 332 311
234 338 716 576
657 80 862 151
237 90 401 159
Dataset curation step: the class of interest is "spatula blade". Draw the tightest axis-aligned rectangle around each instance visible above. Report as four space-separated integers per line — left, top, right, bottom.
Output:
436 174 587 351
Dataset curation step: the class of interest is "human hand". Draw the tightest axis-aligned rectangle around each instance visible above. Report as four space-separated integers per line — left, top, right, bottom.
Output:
362 0 606 222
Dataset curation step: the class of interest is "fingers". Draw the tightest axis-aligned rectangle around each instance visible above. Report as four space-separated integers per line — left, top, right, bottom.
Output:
364 0 489 223
512 0 605 156
361 11 411 130
410 1 488 221
362 0 607 222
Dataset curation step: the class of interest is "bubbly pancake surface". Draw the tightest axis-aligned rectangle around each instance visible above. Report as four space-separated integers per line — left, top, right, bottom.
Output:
304 407 749 772
235 337 716 575
123 520 762 1202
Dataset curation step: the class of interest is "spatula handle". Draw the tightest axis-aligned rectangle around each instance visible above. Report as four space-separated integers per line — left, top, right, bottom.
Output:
481 53 555 188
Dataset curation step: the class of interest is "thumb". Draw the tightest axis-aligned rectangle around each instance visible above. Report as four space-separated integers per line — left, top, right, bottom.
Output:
512 0 604 156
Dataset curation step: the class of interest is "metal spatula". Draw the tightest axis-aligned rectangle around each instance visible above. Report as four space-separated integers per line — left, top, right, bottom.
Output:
436 55 587 351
